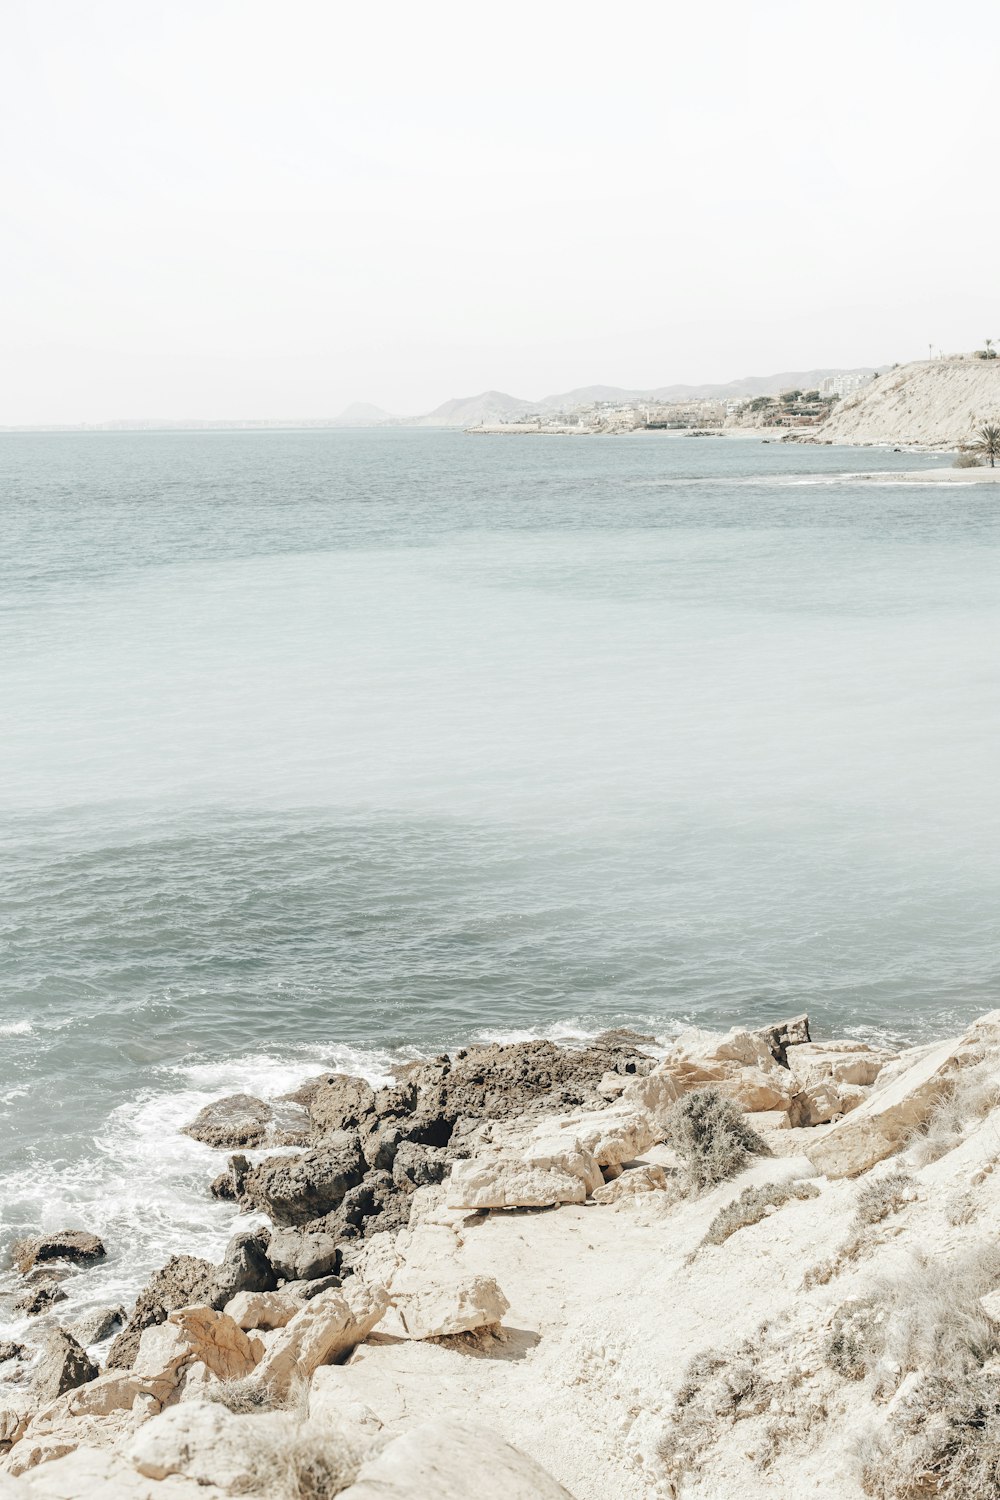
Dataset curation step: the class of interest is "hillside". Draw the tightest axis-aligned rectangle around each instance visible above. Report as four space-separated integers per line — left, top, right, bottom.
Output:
414 391 540 427
331 402 396 427
820 357 1000 447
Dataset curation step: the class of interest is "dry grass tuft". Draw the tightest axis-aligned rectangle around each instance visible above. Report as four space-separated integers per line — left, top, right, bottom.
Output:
858 1368 1000 1499
663 1088 771 1194
223 1415 365 1498
853 1172 915 1227
700 1179 819 1248
909 1061 1000 1166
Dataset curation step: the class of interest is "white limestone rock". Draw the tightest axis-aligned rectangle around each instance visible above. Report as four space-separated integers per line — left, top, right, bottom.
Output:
342 1418 576 1498
222 1289 298 1331
252 1279 389 1397
388 1272 510 1339
592 1164 670 1203
446 1140 602 1210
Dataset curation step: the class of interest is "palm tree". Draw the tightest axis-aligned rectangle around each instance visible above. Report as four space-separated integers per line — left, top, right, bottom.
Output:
974 422 1000 467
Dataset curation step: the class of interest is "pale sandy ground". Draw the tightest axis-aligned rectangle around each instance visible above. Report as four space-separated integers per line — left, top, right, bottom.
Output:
329 1106 1000 1500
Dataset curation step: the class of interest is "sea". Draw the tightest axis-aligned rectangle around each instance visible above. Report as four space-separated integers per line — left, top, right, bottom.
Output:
1 427 998 1332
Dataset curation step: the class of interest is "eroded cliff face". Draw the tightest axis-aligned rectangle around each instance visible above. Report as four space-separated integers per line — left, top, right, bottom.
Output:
818 357 1000 448
4 1014 1000 1499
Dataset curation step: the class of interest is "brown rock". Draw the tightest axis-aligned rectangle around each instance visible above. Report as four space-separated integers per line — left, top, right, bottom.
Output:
106 1254 217 1369
11 1231 106 1276
240 1135 365 1225
32 1329 99 1405
14 1280 68 1317
181 1094 273 1149
308 1074 376 1136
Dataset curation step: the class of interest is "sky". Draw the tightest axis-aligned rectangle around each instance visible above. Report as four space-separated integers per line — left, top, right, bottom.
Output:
3 0 1000 423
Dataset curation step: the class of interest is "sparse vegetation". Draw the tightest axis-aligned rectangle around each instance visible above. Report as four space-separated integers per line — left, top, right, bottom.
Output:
662 1088 770 1194
858 1367 1000 1500
206 1372 307 1416
954 450 984 468
700 1178 819 1248
823 1297 883 1380
909 1059 1000 1166
853 1171 915 1227
804 1171 916 1288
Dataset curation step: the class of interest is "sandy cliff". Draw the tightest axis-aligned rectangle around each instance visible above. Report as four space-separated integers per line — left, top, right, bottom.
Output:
819 357 1000 448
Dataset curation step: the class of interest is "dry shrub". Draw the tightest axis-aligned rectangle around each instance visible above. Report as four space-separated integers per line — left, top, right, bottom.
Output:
660 1325 822 1482
823 1298 884 1380
858 1368 1000 1499
910 1061 1000 1167
854 1172 916 1228
944 1188 977 1227
233 1416 364 1498
803 1170 915 1288
206 1372 308 1417
700 1179 819 1248
663 1088 770 1194
953 450 984 468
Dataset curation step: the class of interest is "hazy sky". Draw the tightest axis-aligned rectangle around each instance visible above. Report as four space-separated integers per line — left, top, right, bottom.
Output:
3 0 999 422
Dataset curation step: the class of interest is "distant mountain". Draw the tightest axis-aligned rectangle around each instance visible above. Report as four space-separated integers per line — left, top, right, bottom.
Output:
331 401 396 427
540 370 879 409
413 391 542 427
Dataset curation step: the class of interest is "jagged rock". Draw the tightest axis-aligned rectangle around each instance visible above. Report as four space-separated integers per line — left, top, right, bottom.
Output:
240 1135 365 1225
69 1307 126 1346
655 1028 796 1112
754 1014 811 1065
0 1408 29 1447
0 1341 26 1364
180 1094 273 1149
266 1227 340 1281
31 1329 99 1405
209 1228 276 1304
284 1274 342 1304
309 1073 377 1136
208 1154 250 1202
447 1138 602 1210
592 1163 671 1202
786 1041 893 1090
222 1290 298 1331
14 1281 67 1317
345 1419 576 1498
391 1141 451 1192
313 1170 411 1245
107 1255 217 1369
789 1079 868 1127
806 1029 973 1177
130 1306 258 1407
389 1272 509 1339
252 1279 389 1396
11 1231 106 1276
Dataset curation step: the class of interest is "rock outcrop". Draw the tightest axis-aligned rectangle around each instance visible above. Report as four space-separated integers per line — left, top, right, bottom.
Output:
11 1234 106 1277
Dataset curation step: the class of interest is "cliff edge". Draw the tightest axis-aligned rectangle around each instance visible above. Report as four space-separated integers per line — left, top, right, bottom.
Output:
819 356 1000 448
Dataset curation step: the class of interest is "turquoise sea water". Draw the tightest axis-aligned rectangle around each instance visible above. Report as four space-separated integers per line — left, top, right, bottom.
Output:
1 429 998 1322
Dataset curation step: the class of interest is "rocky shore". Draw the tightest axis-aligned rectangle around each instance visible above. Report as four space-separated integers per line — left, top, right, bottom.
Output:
3 1012 1000 1498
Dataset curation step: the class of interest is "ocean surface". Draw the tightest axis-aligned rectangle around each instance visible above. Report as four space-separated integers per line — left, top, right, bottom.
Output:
2 428 999 1329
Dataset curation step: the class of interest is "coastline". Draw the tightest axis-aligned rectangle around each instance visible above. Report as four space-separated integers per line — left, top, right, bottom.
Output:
4 1011 1000 1498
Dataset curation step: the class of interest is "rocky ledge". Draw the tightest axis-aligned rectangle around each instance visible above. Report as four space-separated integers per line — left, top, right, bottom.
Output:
3 1013 1000 1498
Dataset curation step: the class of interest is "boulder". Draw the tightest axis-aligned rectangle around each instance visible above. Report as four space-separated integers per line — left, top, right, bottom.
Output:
180 1093 273 1149
209 1228 276 1304
592 1163 671 1202
0 1341 26 1365
806 1032 965 1178
788 1079 868 1127
388 1272 509 1340
69 1306 126 1347
223 1290 298 1331
309 1074 377 1136
447 1139 602 1210
980 1289 1000 1325
345 1419 576 1498
391 1141 451 1192
754 1014 811 1065
31 1330 99 1405
129 1401 283 1491
313 1170 411 1244
129 1306 257 1407
240 1135 365 1225
107 1256 217 1369
266 1227 340 1281
252 1279 389 1397
11 1231 106 1276
14 1281 67 1317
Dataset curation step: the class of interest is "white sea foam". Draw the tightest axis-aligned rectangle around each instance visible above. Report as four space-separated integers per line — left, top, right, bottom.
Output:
0 1020 33 1037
